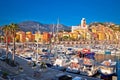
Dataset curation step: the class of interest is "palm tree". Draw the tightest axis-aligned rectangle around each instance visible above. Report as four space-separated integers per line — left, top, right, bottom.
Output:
2 25 10 59
9 23 20 62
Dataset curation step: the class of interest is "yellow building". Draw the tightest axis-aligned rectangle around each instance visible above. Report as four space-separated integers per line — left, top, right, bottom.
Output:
86 32 91 40
62 32 70 37
15 32 20 42
26 32 33 42
71 18 88 40
97 31 105 41
70 32 78 40
17 31 26 42
35 31 42 42
91 26 97 33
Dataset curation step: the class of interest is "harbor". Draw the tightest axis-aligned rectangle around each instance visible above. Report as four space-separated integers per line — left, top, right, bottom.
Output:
0 0 120 79
0 42 119 80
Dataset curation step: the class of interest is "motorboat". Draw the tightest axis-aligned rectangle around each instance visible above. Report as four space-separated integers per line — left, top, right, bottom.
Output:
80 58 98 76
79 50 97 76
66 58 80 73
52 54 70 71
66 47 75 55
99 59 116 77
53 59 67 71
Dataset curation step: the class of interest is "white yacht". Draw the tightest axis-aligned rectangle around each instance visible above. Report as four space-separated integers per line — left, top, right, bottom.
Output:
80 58 98 76
53 54 70 70
66 58 80 73
99 59 116 76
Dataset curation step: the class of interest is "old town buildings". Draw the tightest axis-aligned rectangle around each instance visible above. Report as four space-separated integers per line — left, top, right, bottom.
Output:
1 18 120 44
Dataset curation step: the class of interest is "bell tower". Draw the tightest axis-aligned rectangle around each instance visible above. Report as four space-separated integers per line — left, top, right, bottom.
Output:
81 18 87 28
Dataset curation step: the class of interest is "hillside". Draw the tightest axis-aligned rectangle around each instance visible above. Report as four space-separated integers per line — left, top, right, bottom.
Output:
89 22 120 32
18 21 71 33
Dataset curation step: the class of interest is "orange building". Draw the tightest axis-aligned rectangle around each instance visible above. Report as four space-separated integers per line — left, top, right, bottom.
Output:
32 34 35 42
42 32 51 43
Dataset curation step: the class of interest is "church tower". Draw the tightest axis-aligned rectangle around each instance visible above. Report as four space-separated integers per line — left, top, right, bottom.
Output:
81 18 87 28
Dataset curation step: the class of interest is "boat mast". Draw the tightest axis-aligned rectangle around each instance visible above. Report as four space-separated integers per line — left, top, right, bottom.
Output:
52 23 54 42
56 18 59 43
36 25 40 63
53 24 54 36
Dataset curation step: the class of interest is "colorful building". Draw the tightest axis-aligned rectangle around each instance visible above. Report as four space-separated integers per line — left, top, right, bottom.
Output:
35 31 42 42
97 31 105 41
15 32 20 42
4 35 11 43
42 32 51 43
71 18 88 40
18 31 26 42
26 32 33 42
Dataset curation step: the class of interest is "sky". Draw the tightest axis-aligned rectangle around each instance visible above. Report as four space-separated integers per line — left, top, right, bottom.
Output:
0 0 120 26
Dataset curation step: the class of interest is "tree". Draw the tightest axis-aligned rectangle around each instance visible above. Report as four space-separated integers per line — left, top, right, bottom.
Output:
2 25 10 59
0 35 4 42
62 36 69 41
9 23 20 62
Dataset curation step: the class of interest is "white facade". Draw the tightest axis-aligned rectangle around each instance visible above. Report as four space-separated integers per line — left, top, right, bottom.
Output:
71 18 88 32
81 18 87 28
71 26 80 32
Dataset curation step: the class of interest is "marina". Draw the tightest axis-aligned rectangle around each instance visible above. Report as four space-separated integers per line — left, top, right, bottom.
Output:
0 0 120 79
0 42 119 80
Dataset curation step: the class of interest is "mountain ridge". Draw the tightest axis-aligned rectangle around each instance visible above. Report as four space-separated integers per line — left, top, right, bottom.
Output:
0 21 119 33
18 21 71 33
